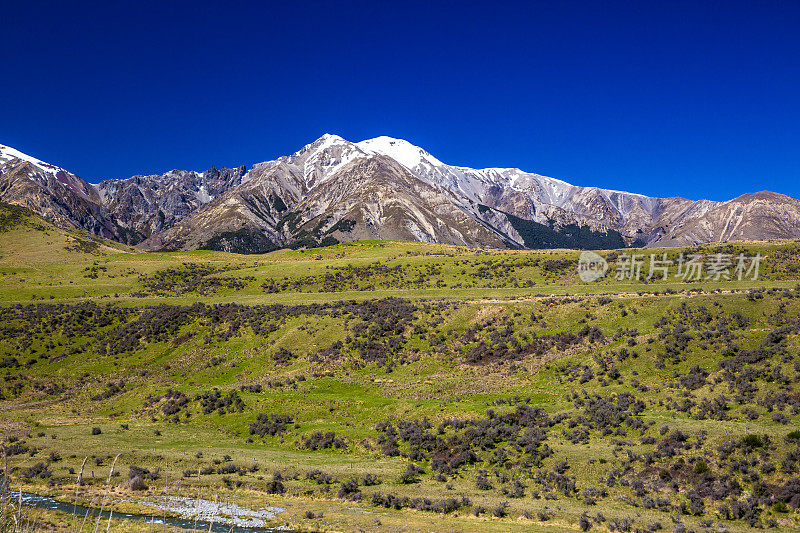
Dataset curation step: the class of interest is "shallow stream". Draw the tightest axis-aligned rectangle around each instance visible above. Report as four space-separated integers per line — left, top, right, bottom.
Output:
16 491 291 532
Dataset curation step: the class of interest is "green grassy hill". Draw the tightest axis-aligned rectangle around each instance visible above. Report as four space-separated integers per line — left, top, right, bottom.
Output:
1 203 799 532
0 202 131 263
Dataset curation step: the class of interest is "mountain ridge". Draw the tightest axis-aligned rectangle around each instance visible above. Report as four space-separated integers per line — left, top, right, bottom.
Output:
1 137 798 252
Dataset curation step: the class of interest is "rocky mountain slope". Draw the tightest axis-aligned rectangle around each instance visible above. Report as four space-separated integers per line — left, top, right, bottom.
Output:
1 137 798 252
96 165 247 243
0 144 120 240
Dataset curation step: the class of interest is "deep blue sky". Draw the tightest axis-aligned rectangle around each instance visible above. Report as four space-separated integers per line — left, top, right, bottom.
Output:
1 1 798 200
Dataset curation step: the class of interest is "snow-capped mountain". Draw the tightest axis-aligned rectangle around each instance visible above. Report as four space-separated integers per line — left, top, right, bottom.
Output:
1 136 799 253
0 143 118 239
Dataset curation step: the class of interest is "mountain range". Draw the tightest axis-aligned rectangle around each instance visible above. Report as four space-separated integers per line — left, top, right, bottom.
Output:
1 135 799 253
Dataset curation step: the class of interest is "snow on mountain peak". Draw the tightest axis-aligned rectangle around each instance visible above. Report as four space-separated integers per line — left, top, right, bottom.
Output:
0 143 65 176
312 133 347 147
298 134 367 187
200 133 673 222
0 143 99 203
356 136 444 171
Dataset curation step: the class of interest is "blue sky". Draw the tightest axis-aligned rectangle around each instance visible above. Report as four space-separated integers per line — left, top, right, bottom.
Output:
1 0 798 200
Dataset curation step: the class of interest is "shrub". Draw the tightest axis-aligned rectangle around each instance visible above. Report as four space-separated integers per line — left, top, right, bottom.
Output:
361 473 381 486
91 380 126 401
338 480 361 501
196 389 245 415
773 501 789 513
582 486 601 505
249 413 293 437
265 479 285 494
492 501 508 518
272 348 297 366
217 464 239 475
772 412 790 425
370 491 469 513
91 427 102 435
775 477 800 509
303 431 346 450
398 463 424 484
506 479 526 498
127 476 148 491
694 460 710 475
129 465 159 480
306 469 336 485
742 434 764 448
23 462 51 480
476 475 493 490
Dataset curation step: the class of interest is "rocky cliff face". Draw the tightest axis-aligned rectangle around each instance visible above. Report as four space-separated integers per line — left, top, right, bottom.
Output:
1 137 798 252
96 165 247 244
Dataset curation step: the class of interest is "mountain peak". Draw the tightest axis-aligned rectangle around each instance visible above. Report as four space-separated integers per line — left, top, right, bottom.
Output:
308 133 348 148
731 190 792 203
0 143 65 176
287 134 366 188
356 136 443 170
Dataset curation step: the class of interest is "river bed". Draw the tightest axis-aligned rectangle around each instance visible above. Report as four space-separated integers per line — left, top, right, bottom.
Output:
16 491 291 532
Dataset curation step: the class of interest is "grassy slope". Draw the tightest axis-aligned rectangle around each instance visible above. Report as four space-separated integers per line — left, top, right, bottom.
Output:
0 205 799 532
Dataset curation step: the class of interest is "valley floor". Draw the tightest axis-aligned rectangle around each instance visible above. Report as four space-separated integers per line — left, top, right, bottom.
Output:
1 212 800 532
